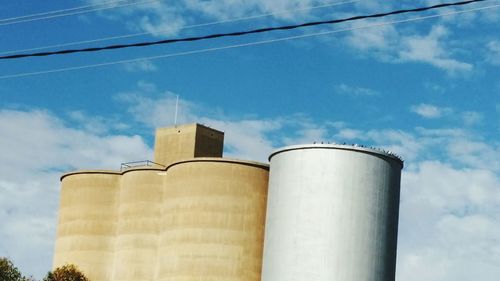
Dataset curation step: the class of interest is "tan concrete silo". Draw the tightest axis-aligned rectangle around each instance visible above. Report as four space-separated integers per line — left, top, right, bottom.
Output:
112 168 164 281
156 158 269 281
54 171 120 281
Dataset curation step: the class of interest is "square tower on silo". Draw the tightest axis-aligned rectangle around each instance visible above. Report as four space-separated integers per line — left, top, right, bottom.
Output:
153 123 224 166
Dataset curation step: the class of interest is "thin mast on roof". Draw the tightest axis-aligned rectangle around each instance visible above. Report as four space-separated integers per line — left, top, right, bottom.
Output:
174 95 179 127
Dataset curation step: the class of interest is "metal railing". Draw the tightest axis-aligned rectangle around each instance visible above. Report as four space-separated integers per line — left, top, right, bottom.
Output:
120 160 166 171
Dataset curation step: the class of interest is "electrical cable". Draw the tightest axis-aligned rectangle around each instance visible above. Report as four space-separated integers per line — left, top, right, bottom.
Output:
0 0 162 26
0 0 140 22
0 0 360 56
1 3 497 79
0 0 488 60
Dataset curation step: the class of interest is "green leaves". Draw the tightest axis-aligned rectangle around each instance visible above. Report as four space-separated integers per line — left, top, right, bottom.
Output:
0 258 88 281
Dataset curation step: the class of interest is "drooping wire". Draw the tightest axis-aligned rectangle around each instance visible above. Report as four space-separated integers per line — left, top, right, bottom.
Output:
0 0 360 56
0 0 488 60
0 3 497 79
0 0 163 26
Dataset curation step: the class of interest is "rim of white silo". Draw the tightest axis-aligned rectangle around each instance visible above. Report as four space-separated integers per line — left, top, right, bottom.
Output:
268 144 404 169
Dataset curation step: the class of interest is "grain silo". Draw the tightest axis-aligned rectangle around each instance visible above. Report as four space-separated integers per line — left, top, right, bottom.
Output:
156 158 268 281
261 144 403 281
53 123 269 281
54 171 120 281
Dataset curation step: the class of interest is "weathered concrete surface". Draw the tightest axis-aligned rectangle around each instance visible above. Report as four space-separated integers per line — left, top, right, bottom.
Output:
113 169 164 281
54 172 120 281
154 124 224 167
157 159 268 281
54 160 268 281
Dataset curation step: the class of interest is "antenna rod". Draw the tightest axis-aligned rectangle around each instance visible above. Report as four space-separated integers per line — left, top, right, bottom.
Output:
174 95 179 126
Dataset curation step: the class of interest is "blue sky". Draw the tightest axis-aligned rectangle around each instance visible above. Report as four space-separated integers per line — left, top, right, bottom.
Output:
0 0 499 280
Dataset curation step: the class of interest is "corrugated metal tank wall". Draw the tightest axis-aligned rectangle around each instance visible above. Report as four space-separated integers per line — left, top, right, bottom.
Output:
54 172 120 281
113 168 164 281
156 159 269 281
261 145 403 281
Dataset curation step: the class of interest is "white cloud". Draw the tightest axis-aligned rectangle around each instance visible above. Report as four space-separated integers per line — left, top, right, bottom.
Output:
423 82 447 94
398 25 472 73
397 161 500 281
446 139 500 172
346 23 399 56
199 118 282 161
88 0 186 36
346 23 473 74
411 103 452 119
117 83 281 161
0 109 152 279
86 0 334 37
335 128 364 140
123 60 158 72
81 0 491 74
281 119 329 146
335 83 379 96
179 0 331 21
485 40 500 65
462 111 483 126
365 129 424 161
67 110 130 134
136 8 186 37
116 87 198 129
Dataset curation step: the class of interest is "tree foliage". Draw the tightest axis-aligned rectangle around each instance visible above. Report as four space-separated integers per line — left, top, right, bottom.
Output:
43 264 88 281
0 257 34 281
0 258 88 281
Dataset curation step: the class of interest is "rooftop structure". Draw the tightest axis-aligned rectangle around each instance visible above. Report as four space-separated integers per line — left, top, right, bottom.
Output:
153 123 224 166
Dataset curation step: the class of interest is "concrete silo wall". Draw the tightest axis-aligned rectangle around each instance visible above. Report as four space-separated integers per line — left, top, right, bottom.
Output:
54 160 268 281
157 159 268 281
261 145 403 281
54 172 120 281
113 169 164 281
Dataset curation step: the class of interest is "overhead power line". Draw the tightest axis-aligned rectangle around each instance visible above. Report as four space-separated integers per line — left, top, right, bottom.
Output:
1 3 497 80
0 0 162 26
0 0 143 22
0 0 359 56
0 0 488 60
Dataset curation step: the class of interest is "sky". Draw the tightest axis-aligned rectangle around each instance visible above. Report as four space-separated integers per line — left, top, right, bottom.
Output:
0 0 499 280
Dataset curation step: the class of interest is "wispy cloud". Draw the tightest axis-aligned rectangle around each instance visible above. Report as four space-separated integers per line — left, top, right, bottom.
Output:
462 111 483 126
335 83 379 96
411 103 452 119
485 40 500 66
85 0 339 36
82 0 488 74
397 25 473 73
346 24 473 74
123 60 158 72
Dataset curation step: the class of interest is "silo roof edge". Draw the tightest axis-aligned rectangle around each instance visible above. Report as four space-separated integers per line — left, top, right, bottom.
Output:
268 144 404 168
165 157 269 170
61 157 269 181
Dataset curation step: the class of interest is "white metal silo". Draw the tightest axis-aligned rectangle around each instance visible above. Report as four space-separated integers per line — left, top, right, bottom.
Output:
261 144 403 281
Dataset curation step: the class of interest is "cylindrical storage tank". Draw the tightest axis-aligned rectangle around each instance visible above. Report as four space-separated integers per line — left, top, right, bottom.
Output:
261 145 403 281
54 171 120 281
112 168 164 281
156 158 269 281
